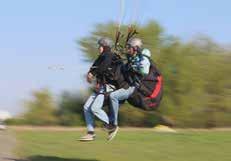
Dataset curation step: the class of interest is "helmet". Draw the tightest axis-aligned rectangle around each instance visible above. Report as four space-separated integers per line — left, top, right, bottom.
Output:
142 48 151 57
97 38 113 48
127 38 143 48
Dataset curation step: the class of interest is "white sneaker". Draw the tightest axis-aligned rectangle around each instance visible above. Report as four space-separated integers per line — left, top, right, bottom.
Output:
107 126 119 141
79 133 96 141
103 124 117 132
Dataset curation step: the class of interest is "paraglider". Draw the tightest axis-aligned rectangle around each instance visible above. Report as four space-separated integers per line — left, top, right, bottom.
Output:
80 0 163 141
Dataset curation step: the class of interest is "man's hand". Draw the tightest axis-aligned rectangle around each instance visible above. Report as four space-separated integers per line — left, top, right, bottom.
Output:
87 72 94 83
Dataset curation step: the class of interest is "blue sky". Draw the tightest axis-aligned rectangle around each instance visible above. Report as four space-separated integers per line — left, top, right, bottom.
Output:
0 0 231 115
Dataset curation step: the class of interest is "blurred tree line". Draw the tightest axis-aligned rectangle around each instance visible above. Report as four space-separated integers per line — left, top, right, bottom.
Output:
7 20 231 128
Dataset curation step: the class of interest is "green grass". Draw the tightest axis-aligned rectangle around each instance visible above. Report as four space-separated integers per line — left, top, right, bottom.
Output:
15 129 231 161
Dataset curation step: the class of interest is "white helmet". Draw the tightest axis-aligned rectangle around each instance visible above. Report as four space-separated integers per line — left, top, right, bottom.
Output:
142 48 151 57
97 37 113 48
127 38 143 48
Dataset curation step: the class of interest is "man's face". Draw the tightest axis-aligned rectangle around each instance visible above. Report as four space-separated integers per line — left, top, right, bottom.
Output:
98 46 104 54
127 45 136 56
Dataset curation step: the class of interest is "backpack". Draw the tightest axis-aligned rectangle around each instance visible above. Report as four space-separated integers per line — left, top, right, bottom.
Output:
127 61 163 110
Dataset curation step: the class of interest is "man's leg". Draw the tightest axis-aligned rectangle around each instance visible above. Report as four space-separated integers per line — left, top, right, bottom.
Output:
90 94 109 124
109 87 135 126
108 103 115 125
107 87 135 141
105 84 116 125
80 93 97 141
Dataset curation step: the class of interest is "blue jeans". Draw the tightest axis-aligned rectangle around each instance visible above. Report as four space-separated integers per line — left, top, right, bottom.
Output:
83 88 109 132
109 86 135 126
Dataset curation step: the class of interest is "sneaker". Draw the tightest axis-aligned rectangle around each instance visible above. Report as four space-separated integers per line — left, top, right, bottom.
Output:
103 123 117 132
107 126 119 141
79 133 96 141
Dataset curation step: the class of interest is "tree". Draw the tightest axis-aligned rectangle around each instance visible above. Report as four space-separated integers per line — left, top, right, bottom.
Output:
57 91 86 126
78 20 231 127
23 89 58 125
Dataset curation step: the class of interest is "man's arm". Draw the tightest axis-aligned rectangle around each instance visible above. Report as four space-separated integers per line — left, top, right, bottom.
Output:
86 53 113 83
88 56 101 76
139 57 150 75
131 57 150 76
86 55 102 83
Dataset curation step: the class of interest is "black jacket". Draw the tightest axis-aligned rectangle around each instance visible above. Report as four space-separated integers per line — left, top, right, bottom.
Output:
88 48 129 89
89 48 114 84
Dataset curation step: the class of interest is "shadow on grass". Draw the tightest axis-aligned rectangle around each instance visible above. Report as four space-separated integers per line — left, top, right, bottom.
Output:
4 155 100 161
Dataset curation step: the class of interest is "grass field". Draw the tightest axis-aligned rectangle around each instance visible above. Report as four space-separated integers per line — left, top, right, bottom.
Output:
14 128 231 161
